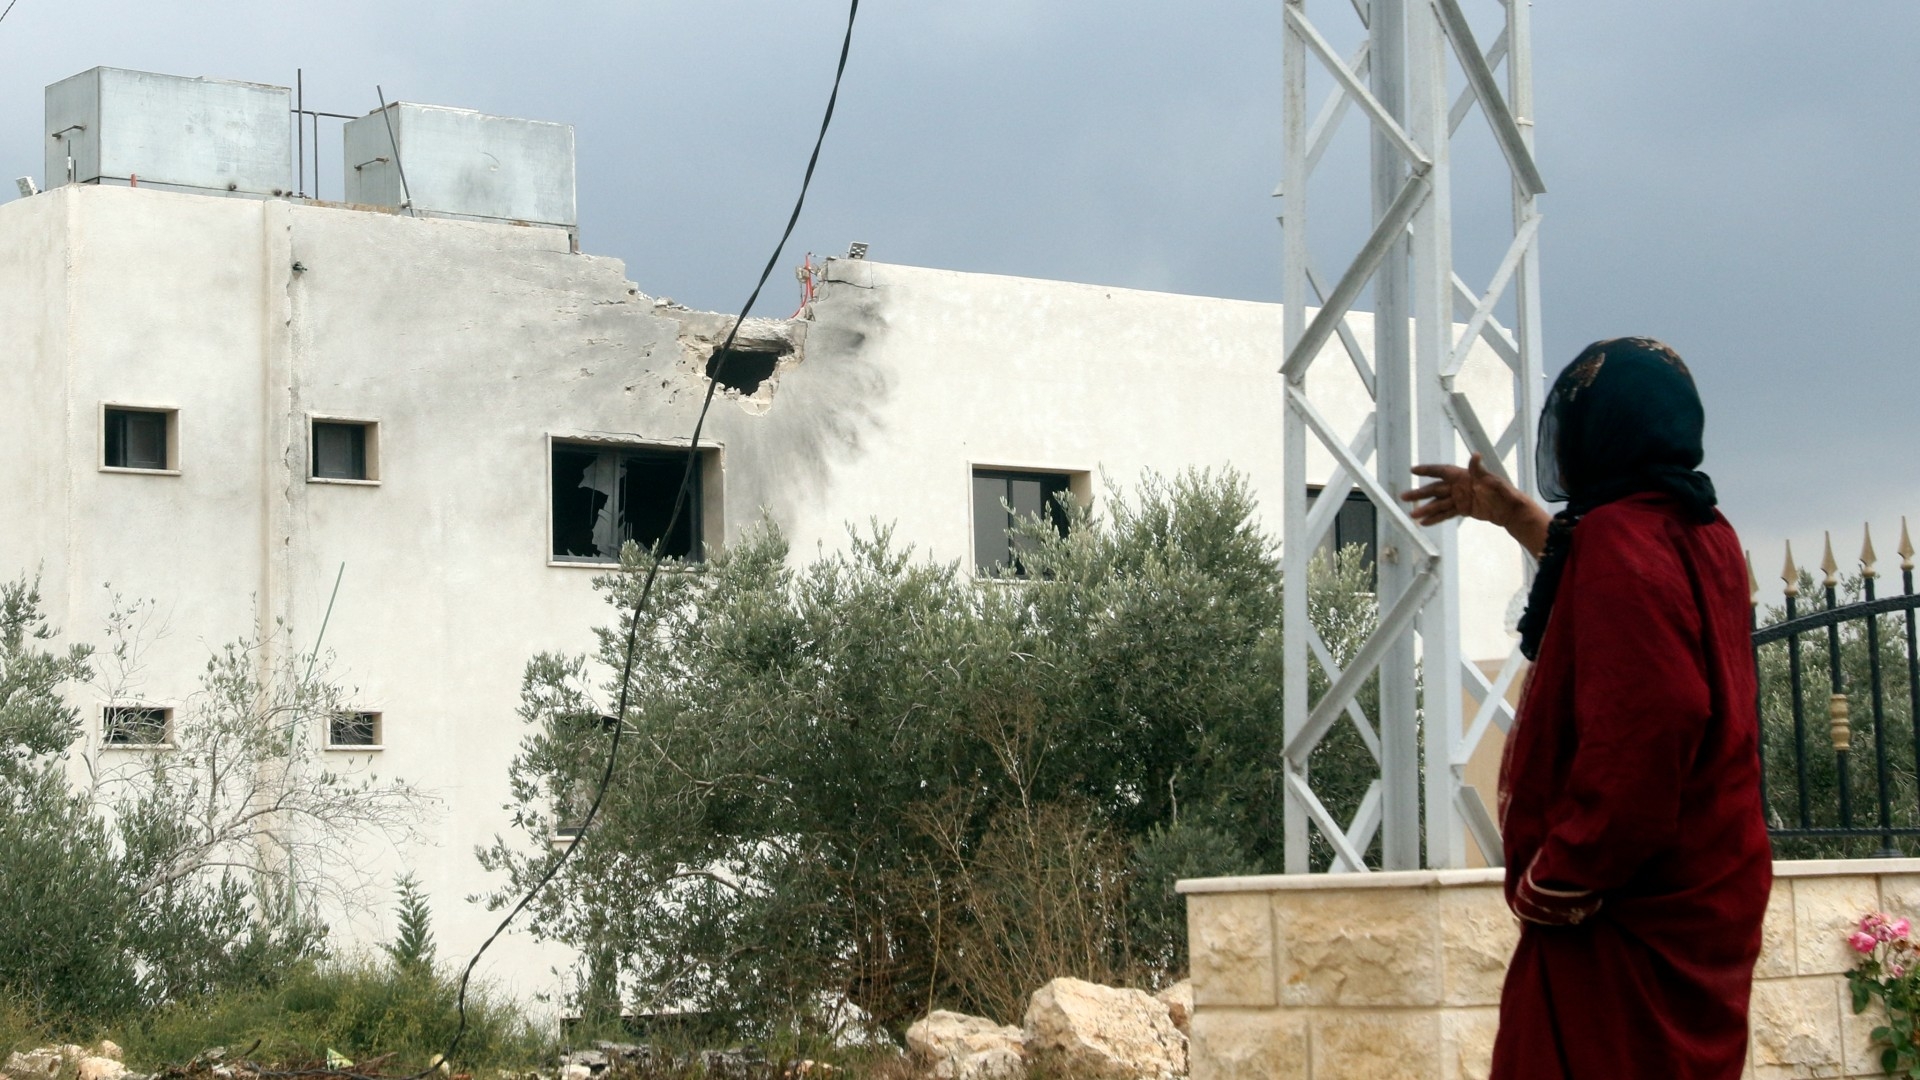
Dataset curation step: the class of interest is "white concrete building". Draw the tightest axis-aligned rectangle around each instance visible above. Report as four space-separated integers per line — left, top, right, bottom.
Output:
0 69 1524 1004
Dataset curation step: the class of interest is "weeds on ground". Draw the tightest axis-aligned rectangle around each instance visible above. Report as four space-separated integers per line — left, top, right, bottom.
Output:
118 960 551 1073
0 996 53 1058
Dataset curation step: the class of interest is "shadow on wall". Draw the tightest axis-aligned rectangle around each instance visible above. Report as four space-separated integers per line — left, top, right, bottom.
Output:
720 274 892 529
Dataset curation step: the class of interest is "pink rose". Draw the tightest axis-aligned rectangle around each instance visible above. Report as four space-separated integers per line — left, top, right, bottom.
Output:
1851 930 1880 954
1893 918 1912 939
1863 913 1888 933
1894 963 1908 978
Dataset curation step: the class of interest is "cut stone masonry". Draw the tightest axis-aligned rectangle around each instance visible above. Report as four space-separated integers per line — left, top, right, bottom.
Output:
1180 859 1920 1080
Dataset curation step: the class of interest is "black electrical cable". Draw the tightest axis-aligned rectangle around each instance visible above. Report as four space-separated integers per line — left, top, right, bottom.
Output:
0 0 21 26
234 6 860 1079
431 0 862 1073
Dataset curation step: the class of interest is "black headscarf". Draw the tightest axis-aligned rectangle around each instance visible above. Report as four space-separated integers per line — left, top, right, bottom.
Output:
1515 337 1718 660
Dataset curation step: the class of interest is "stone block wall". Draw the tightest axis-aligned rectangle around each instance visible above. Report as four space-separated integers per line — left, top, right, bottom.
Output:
1178 858 1920 1080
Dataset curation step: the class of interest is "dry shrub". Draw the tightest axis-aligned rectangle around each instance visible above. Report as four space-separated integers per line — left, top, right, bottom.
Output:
914 796 1136 1026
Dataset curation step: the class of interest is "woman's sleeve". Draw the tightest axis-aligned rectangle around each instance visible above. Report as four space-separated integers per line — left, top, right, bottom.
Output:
1516 512 1712 924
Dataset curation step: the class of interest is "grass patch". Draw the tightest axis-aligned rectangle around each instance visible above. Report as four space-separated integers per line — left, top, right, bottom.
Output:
0 996 55 1059
117 960 551 1072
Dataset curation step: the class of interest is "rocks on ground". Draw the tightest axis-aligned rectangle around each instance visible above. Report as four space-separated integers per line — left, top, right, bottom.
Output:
901 976 1190 1080
1022 978 1185 1080
1153 981 1192 1038
903 1011 1024 1080
559 1042 831 1080
4 1043 136 1080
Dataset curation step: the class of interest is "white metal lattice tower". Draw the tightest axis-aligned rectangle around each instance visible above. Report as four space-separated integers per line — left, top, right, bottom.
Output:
1279 0 1545 872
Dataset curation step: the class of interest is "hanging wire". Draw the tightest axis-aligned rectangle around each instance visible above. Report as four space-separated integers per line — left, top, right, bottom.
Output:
257 3 861 1077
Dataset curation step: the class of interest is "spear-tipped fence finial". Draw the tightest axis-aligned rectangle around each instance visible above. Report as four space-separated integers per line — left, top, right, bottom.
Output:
1782 540 1800 598
1861 524 1879 580
1747 550 1760 607
1900 516 1914 573
1822 532 1840 589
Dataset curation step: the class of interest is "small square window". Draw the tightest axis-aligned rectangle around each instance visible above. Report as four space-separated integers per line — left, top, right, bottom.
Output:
551 442 718 564
327 710 382 748
102 407 176 471
972 468 1077 576
311 419 379 482
1306 486 1379 583
103 705 172 746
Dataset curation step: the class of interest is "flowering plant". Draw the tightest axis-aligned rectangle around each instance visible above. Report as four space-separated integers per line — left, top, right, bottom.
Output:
1847 911 1920 1076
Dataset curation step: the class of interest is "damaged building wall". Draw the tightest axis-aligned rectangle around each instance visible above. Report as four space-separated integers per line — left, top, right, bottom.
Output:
0 181 1526 1005
787 257 1525 662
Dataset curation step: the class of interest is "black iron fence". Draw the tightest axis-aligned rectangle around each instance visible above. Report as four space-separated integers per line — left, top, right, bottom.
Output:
1755 522 1920 859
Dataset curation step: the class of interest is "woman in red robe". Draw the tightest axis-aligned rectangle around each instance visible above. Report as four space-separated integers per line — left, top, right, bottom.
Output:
1402 338 1772 1079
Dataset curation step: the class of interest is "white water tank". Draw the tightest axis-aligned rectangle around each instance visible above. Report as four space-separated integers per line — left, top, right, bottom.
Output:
44 67 291 196
342 102 575 230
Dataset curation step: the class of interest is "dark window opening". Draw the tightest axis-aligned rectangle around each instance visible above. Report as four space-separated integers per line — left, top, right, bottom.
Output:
973 469 1072 576
706 347 781 395
329 711 381 747
552 444 701 563
313 421 371 480
1306 486 1378 584
104 408 169 470
104 706 171 746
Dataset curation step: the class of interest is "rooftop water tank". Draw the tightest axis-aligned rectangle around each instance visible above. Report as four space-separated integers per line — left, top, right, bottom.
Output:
44 67 292 196
342 102 575 231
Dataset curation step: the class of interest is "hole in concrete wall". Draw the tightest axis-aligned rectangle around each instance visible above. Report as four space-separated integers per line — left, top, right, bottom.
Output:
706 347 782 395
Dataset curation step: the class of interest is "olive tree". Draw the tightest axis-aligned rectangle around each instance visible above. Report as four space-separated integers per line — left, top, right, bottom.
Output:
481 470 1383 1034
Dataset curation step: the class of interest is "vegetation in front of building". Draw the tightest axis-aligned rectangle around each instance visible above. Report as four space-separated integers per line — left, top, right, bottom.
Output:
481 469 1385 1038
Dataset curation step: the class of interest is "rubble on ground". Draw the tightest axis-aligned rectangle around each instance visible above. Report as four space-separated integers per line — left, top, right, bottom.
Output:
3 1043 141 1080
1023 978 1186 1080
898 975 1191 1080
904 1011 1024 1080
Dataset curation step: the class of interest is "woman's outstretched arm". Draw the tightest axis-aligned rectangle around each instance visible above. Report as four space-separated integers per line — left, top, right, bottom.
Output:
1400 452 1552 558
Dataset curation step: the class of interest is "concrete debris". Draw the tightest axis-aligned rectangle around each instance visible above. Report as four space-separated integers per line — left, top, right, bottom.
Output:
73 1059 125 1080
3 1045 135 1080
904 1011 1025 1080
1023 977 1186 1080
1153 980 1193 1037
4 1048 64 1080
559 1042 811 1080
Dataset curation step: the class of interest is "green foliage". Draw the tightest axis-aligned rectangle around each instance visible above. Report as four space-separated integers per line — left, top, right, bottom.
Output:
483 470 1388 1036
1758 570 1919 860
121 959 547 1071
1126 820 1252 975
383 874 438 976
0 576 94 776
0 576 422 1036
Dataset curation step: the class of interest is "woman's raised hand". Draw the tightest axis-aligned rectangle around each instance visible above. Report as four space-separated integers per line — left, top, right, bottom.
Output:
1401 453 1550 556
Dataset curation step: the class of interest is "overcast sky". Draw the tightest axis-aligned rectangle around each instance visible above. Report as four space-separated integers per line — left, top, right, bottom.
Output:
3 1 1914 593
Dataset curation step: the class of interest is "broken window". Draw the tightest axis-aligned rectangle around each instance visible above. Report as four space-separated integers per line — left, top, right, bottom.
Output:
972 469 1073 576
552 443 703 563
706 347 781 395
1306 486 1379 584
103 705 172 746
328 710 382 748
103 407 173 470
312 420 376 481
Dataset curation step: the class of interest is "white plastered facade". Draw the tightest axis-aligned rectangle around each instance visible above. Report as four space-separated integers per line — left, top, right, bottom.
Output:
0 183 1525 1003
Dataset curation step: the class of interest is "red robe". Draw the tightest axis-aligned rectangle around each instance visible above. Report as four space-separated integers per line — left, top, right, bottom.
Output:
1491 493 1773 1080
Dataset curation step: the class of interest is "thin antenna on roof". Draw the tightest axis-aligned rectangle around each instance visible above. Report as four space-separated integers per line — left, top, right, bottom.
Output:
374 86 416 217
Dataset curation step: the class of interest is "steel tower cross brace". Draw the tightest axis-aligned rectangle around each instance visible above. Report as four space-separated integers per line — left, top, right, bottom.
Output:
1278 0 1546 872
